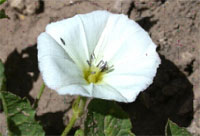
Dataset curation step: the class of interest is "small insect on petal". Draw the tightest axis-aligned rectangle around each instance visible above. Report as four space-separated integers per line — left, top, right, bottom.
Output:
60 38 65 45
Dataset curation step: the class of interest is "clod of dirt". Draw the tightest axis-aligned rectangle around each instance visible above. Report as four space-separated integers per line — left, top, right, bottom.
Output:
23 0 40 15
10 0 25 12
9 0 41 15
110 0 132 14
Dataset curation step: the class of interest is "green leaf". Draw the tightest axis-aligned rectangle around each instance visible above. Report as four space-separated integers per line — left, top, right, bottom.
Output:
75 129 84 136
0 59 6 91
0 0 6 5
84 99 135 136
0 91 45 136
0 9 9 19
165 119 192 136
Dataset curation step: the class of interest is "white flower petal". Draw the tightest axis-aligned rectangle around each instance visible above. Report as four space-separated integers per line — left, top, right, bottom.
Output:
45 10 110 69
104 75 153 102
107 42 160 76
78 10 110 56
104 42 161 102
37 33 90 95
94 13 152 65
92 84 127 102
57 84 93 97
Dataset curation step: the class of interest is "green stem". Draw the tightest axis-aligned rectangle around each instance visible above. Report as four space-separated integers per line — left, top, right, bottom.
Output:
0 92 11 136
61 96 87 136
33 83 45 108
61 110 78 136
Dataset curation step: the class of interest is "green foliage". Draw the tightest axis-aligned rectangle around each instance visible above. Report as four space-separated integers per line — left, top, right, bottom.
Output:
0 91 45 136
75 129 84 136
0 0 6 5
84 99 135 136
0 60 6 90
165 119 192 136
0 9 9 19
0 60 45 136
0 0 8 19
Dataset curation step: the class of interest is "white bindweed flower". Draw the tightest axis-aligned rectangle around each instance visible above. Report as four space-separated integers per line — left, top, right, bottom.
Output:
37 10 161 103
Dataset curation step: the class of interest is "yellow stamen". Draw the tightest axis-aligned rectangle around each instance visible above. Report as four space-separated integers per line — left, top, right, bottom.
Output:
83 66 105 84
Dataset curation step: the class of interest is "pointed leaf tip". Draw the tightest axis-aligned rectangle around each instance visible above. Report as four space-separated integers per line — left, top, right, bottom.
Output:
165 119 192 136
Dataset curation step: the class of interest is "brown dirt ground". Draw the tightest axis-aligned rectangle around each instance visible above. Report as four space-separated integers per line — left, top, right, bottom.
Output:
0 0 200 135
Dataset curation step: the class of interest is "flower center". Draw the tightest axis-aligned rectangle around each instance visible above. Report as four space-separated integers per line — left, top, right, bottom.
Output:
83 66 105 84
83 53 113 84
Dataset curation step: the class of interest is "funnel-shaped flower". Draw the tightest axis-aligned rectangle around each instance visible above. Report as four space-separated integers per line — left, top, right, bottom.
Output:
37 10 160 103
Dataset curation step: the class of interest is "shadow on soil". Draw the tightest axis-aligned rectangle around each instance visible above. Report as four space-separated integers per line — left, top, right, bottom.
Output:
3 45 194 135
36 110 78 135
137 16 158 32
36 111 66 135
121 55 194 135
4 44 39 103
4 45 75 135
